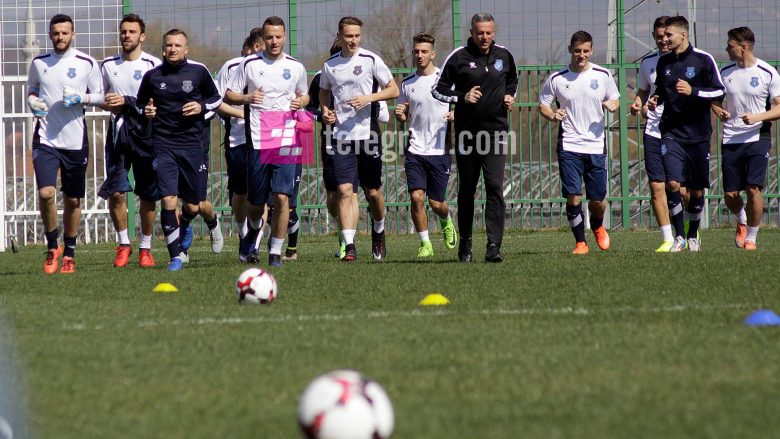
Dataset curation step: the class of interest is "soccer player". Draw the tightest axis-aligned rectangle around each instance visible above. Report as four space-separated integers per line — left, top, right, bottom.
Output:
135 28 223 270
395 32 457 258
647 16 725 252
318 16 400 261
630 16 675 252
433 13 518 263
224 16 309 267
539 31 620 254
27 14 104 273
98 14 161 268
711 27 780 250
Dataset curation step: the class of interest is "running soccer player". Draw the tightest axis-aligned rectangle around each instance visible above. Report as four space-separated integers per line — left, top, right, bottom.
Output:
646 16 725 252
395 32 457 258
224 16 309 267
433 12 518 263
318 16 400 261
215 30 262 259
135 28 223 271
630 16 675 252
711 27 780 250
539 31 620 254
99 14 161 268
27 14 104 273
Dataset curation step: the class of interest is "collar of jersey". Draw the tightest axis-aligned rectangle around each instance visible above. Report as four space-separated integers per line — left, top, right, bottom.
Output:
52 47 77 59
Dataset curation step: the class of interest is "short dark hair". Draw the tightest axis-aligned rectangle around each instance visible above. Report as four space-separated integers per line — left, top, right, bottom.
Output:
728 27 755 46
120 14 145 34
570 30 593 47
263 16 285 30
49 14 73 31
329 37 342 55
664 16 689 32
338 16 363 33
470 12 494 29
653 16 669 31
413 32 435 46
163 28 188 41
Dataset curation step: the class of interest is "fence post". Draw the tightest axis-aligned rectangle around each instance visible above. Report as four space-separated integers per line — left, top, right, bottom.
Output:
289 0 298 58
451 0 461 47
0 26 6 252
123 0 132 15
616 0 631 229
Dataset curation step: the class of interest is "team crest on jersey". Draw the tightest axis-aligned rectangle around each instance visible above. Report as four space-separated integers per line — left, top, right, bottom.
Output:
665 69 671 76
469 62 477 69
660 144 667 156
133 70 142 81
353 66 363 76
750 76 759 88
685 67 696 78
590 79 599 90
182 80 193 92
494 59 504 71
160 82 167 89
67 68 77 79
283 69 291 80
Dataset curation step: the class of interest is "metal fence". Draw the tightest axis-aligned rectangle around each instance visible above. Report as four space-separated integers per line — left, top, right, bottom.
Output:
3 0 780 251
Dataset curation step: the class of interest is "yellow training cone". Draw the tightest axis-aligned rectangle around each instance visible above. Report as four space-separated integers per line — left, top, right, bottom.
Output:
153 282 179 293
419 293 450 306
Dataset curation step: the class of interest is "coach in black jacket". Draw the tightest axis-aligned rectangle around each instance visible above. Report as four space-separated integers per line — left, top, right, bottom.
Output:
135 28 222 270
433 13 518 263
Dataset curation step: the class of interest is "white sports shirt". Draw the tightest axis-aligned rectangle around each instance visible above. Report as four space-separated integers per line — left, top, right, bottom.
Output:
319 48 394 141
228 52 308 150
637 51 667 139
540 63 620 154
216 55 248 147
397 69 450 155
27 47 104 150
720 58 780 144
100 51 161 137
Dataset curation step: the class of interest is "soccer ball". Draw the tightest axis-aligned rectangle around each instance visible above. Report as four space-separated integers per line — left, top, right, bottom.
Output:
235 268 277 304
298 370 394 439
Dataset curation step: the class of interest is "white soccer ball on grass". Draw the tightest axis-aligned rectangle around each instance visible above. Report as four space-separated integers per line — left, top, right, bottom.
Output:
235 268 277 304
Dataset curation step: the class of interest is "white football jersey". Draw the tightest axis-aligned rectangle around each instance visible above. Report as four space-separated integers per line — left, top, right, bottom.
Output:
398 69 450 155
319 48 394 141
721 58 780 144
227 52 308 150
540 63 620 154
27 47 104 150
637 51 667 139
216 55 248 147
101 51 161 96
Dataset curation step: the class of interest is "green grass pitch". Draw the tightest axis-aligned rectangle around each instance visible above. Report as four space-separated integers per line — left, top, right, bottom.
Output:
2 229 780 438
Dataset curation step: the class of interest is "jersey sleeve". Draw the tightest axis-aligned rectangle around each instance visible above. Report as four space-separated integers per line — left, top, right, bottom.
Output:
373 56 394 87
306 73 323 121
100 61 111 93
769 67 780 100
134 71 152 115
433 52 463 103
377 100 389 123
319 63 332 90
200 66 223 112
605 73 620 100
539 74 556 106
215 61 231 95
27 60 40 95
397 81 408 105
692 54 725 101
227 60 247 93
637 60 651 91
295 64 309 96
86 60 105 105
504 50 519 98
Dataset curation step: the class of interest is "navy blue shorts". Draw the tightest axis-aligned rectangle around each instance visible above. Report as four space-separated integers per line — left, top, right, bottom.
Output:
154 147 203 204
290 164 302 208
661 137 710 190
129 152 160 202
99 120 159 201
405 153 452 202
98 126 132 200
326 119 383 190
248 159 298 206
225 143 250 196
557 149 608 201
643 134 666 182
721 137 771 192
33 143 88 199
322 139 357 192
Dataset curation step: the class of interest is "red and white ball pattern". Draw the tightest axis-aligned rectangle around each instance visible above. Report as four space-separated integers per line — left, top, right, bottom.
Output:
298 370 394 439
235 268 277 304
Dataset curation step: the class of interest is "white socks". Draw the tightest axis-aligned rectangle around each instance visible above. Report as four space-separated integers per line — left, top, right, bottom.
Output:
373 218 385 233
747 226 759 243
269 237 284 255
139 234 152 250
418 230 429 242
117 229 130 245
660 225 673 242
341 229 356 245
737 208 747 225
